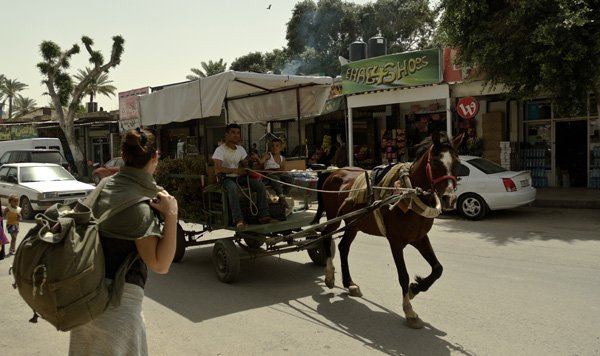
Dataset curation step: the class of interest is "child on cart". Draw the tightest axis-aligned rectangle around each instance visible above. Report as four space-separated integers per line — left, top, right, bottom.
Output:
252 138 294 206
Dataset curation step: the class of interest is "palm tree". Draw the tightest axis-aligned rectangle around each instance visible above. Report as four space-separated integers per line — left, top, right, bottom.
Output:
186 59 227 80
13 95 37 117
0 78 28 119
74 67 117 104
0 74 5 119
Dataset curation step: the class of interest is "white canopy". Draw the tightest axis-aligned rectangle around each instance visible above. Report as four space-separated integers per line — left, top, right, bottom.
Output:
138 71 333 126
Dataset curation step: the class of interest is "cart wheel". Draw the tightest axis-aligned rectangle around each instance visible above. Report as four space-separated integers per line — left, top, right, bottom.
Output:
212 239 240 283
307 237 327 266
172 223 186 263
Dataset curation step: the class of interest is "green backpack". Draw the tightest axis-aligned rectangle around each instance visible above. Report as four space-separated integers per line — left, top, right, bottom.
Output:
11 179 148 331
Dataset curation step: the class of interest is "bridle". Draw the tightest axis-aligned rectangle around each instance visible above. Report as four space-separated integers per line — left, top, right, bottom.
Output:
425 147 458 191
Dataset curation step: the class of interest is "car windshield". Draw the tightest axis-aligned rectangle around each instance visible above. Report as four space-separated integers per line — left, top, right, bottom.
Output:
467 158 507 174
20 166 74 182
31 152 63 164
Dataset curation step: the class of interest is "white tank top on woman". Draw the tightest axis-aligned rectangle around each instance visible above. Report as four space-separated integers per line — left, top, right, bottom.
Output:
264 152 285 170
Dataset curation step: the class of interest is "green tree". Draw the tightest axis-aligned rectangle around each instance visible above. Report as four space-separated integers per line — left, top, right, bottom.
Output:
285 0 437 77
186 59 227 80
439 0 600 113
37 35 124 174
13 95 38 117
230 52 267 73
74 67 117 105
0 78 28 119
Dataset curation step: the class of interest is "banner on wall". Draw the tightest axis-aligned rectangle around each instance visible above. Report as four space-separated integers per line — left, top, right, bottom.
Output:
119 87 150 133
341 48 442 95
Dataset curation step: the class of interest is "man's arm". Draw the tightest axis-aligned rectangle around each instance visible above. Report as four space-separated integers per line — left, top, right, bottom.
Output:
214 159 246 176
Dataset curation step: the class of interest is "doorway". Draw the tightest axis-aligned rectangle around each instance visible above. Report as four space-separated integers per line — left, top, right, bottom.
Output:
555 121 587 187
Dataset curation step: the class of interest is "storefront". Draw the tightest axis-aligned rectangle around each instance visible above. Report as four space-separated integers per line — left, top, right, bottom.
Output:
340 48 451 167
522 95 599 188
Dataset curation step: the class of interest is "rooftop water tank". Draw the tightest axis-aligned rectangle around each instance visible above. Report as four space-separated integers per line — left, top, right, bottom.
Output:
367 34 387 58
348 40 367 62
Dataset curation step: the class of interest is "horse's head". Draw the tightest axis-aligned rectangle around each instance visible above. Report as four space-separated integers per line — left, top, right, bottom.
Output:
415 132 463 211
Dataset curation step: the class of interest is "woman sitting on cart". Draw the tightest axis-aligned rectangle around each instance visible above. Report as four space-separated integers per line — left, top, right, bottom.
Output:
251 138 294 205
212 123 275 230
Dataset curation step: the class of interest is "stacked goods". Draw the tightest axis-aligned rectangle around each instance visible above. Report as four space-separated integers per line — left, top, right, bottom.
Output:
590 146 600 188
482 112 505 164
499 141 511 169
380 128 406 163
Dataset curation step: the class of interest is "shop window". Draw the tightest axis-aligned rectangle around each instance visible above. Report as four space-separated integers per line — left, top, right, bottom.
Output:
526 102 551 120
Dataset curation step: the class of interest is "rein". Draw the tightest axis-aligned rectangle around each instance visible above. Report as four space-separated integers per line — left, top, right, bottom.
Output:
425 148 458 190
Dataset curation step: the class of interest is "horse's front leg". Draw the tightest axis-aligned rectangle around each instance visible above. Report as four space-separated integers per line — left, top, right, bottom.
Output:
323 236 336 289
338 227 361 297
409 234 443 300
389 239 424 329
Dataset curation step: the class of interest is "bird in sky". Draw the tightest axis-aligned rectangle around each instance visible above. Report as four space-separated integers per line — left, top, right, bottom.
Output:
267 4 271 9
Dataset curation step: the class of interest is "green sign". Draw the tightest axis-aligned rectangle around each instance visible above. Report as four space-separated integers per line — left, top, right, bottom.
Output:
341 48 441 95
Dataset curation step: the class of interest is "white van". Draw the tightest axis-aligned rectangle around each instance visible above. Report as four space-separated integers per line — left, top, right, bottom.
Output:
0 138 65 158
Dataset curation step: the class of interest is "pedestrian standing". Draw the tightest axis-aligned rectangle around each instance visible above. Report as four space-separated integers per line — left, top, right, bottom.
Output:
68 128 178 356
0 214 9 260
3 194 22 255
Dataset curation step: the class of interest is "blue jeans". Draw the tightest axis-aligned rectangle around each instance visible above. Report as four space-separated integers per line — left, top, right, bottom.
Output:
222 176 270 224
266 172 294 196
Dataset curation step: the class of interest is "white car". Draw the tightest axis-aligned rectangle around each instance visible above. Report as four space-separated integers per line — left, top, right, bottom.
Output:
0 163 94 219
455 155 537 220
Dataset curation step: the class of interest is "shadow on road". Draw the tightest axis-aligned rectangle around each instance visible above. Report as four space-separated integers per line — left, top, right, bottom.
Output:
281 292 476 356
144 245 324 322
439 207 600 245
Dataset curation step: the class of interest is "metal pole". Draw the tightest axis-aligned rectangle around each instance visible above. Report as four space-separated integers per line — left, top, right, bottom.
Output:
347 104 354 166
296 88 302 154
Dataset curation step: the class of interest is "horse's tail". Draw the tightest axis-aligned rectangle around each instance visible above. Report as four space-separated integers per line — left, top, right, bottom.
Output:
310 171 332 225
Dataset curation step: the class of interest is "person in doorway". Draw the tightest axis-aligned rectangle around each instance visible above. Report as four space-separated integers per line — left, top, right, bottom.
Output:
68 128 178 355
252 138 294 204
3 194 22 255
331 133 348 168
212 123 274 230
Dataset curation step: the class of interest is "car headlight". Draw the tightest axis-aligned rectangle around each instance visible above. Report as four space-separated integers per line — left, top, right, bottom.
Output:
41 192 60 199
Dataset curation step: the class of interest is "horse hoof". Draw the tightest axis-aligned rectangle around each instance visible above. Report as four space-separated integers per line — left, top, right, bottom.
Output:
325 277 335 289
348 285 363 297
406 316 424 329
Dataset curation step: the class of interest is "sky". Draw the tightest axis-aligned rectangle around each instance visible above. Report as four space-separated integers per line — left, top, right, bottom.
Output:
2 0 373 113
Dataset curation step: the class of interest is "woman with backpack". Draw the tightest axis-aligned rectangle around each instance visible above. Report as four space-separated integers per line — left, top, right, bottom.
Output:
69 128 178 356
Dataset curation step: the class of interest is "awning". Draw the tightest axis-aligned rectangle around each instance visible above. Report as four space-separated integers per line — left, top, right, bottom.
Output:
138 71 333 126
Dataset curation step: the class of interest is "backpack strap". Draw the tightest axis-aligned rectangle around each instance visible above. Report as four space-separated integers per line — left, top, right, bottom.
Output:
83 177 111 208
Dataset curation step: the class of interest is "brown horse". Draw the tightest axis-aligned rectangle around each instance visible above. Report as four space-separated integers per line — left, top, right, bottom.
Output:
313 132 463 329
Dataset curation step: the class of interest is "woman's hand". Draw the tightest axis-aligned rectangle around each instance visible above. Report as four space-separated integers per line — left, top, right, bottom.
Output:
149 191 178 218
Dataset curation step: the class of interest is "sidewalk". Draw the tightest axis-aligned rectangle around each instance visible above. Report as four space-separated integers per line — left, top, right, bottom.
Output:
533 187 600 209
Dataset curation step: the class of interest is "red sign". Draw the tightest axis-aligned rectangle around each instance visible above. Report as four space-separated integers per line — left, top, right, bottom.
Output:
456 96 479 119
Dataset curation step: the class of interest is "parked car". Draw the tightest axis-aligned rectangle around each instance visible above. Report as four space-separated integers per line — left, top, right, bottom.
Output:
0 163 94 219
455 155 537 220
0 149 73 173
91 157 124 184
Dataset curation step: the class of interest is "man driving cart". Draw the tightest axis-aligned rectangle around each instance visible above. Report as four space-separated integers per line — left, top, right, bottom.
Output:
212 123 276 230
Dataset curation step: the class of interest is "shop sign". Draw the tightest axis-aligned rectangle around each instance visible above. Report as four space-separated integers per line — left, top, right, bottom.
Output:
457 96 479 119
119 87 150 133
341 48 441 95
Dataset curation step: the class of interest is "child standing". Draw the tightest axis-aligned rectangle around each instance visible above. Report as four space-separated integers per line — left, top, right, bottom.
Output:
3 194 22 255
0 214 9 260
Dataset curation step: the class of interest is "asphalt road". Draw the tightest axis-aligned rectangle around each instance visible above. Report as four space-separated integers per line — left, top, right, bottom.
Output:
1 206 599 356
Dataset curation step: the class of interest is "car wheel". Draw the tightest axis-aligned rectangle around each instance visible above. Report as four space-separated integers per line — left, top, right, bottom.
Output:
20 196 35 220
92 174 101 185
458 193 488 220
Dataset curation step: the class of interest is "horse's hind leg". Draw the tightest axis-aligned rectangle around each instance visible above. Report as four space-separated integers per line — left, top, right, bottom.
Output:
320 219 339 289
338 227 361 297
388 238 424 329
409 234 443 300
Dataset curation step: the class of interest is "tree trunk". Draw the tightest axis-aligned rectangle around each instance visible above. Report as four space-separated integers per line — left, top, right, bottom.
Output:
59 109 86 178
8 97 13 119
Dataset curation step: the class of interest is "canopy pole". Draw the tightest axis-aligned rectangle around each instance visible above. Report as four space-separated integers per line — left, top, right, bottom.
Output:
348 106 354 166
296 88 302 156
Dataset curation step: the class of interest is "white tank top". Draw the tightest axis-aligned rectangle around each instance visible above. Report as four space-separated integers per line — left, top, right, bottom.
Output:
264 152 285 170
